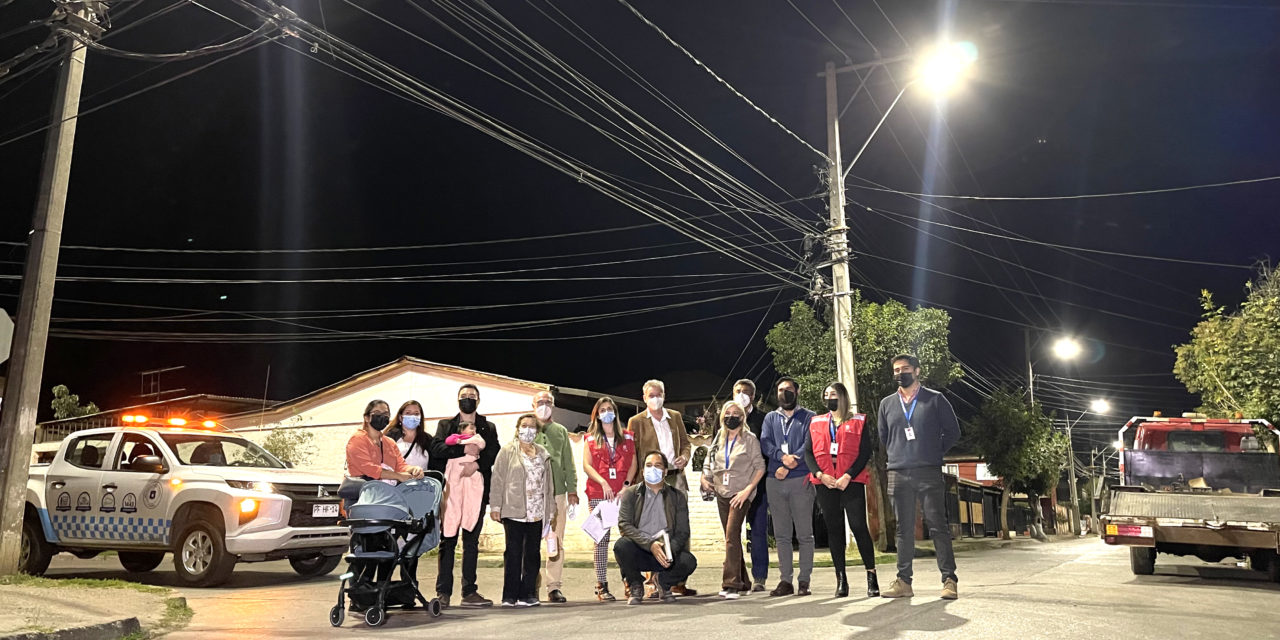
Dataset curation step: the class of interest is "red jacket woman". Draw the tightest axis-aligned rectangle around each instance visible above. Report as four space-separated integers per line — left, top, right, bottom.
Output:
580 397 637 602
803 382 878 599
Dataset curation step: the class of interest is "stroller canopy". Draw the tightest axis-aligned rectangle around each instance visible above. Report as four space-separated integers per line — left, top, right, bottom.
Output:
350 481 412 523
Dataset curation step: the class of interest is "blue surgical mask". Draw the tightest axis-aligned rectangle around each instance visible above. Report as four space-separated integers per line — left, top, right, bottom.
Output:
402 415 421 430
643 466 665 485
600 410 616 424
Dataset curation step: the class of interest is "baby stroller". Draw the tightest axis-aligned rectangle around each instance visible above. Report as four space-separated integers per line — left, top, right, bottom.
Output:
330 474 445 627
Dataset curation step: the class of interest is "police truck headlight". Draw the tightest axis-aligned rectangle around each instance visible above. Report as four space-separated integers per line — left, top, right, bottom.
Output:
238 498 260 525
226 480 275 493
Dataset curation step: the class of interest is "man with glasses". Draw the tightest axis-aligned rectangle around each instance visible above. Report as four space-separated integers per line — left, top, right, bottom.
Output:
431 384 500 608
531 390 578 603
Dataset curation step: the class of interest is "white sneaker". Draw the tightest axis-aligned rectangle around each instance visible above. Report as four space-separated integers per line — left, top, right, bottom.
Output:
722 591 740 600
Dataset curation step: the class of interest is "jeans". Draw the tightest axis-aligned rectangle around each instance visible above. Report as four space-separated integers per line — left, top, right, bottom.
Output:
436 512 485 596
501 519 542 602
815 482 876 572
613 537 697 590
888 467 957 584
716 495 751 591
767 475 815 584
746 485 770 582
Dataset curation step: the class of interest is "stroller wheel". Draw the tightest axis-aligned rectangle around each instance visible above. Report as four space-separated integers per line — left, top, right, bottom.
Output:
430 598 442 617
329 605 345 627
365 606 387 627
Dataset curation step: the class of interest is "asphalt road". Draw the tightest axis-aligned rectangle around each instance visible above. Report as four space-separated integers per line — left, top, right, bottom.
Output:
47 538 1280 639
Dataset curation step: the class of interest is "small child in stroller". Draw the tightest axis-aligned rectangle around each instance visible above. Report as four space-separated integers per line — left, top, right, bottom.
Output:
331 475 444 627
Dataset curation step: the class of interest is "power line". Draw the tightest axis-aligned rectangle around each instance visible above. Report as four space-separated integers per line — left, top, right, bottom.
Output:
852 174 1280 203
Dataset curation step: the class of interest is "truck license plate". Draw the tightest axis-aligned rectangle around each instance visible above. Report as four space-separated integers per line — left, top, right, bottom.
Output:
1107 524 1152 538
312 503 340 518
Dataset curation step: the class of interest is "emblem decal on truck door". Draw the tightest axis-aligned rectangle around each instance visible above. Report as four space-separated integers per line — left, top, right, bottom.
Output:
56 492 71 512
75 492 92 512
142 480 163 509
100 493 116 513
121 493 138 513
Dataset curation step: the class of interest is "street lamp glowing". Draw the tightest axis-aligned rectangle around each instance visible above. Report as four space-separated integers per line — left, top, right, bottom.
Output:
1113 440 1124 450
914 41 978 95
1090 399 1111 414
1052 337 1082 361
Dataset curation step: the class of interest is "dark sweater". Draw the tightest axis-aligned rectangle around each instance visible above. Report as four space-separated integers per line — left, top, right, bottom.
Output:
430 413 501 504
876 387 960 471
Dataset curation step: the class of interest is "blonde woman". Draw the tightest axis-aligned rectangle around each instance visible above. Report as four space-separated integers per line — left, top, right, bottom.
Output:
700 401 765 598
489 414 555 607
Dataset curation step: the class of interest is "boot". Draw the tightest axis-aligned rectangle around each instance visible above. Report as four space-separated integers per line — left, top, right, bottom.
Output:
866 571 880 597
834 569 848 598
595 582 616 602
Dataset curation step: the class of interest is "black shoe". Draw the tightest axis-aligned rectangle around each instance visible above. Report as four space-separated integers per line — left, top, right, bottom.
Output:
770 581 794 597
627 583 645 605
659 586 676 604
547 589 567 603
866 571 880 598
834 570 849 598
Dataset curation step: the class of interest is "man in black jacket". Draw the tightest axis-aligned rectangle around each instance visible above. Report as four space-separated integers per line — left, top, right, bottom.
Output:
430 383 501 608
614 451 698 605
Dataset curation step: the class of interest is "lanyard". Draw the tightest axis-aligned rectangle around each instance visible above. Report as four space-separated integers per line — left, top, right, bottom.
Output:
780 412 796 438
828 413 837 443
604 437 617 465
724 434 738 470
899 393 918 427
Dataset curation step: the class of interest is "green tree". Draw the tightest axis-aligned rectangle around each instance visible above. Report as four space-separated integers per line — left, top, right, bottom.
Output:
765 294 962 550
259 426 316 466
1174 266 1280 441
50 384 100 420
965 387 1067 540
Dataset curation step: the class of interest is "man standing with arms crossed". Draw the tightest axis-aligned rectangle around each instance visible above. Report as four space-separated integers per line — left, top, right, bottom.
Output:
877 354 961 600
532 390 578 603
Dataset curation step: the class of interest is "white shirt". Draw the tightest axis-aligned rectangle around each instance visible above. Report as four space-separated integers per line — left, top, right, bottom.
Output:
650 408 676 463
396 438 429 470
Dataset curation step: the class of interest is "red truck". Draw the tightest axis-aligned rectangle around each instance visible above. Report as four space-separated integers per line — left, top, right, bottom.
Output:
1101 414 1280 579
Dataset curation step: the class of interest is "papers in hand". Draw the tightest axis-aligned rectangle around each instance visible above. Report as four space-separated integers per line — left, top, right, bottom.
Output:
580 499 621 544
657 529 673 563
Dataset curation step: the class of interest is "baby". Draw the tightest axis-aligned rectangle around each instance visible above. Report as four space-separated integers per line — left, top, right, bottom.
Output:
442 422 487 537
444 422 484 477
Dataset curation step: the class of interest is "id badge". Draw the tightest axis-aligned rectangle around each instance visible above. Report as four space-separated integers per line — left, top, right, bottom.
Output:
781 442 790 455
608 468 617 480
722 474 730 486
829 442 839 455
905 426 916 441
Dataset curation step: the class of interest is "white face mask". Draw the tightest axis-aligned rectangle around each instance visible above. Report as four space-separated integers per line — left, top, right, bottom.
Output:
518 427 538 443
534 404 553 421
734 393 752 411
646 396 664 412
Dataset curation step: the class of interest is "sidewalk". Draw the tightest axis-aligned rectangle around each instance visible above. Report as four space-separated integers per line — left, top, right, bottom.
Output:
0 575 191 640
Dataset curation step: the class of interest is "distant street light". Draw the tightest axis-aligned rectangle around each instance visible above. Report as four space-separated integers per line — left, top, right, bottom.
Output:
914 41 979 96
1113 439 1124 450
1090 399 1111 414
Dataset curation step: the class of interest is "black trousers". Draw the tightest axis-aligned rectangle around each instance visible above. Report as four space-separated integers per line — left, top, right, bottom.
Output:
816 482 877 573
436 512 485 597
501 519 542 602
613 537 697 590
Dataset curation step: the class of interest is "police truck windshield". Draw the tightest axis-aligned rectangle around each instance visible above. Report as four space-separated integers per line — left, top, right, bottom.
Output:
160 434 286 469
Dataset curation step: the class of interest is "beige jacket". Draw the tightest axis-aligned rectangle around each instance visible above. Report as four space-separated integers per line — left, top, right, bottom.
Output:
488 442 556 523
703 428 765 500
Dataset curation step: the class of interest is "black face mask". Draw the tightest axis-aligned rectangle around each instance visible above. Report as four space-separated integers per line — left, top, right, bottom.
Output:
369 414 390 430
778 389 797 410
825 398 840 412
895 372 916 388
724 415 743 430
459 397 478 414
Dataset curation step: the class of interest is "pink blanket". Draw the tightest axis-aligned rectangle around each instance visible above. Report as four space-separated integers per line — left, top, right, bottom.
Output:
442 435 486 537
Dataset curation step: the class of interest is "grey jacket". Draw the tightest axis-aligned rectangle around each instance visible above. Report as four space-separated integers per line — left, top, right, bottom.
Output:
616 483 691 557
877 386 961 471
488 443 556 523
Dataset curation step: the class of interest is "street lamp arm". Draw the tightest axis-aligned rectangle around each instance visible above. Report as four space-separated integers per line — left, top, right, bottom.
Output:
843 81 914 181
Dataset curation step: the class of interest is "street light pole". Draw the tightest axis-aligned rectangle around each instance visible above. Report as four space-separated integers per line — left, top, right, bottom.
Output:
823 61 859 412
0 4 101 574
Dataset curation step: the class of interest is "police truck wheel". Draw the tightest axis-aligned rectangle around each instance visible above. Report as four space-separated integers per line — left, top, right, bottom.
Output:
20 516 53 576
173 518 236 587
119 551 165 573
289 554 342 577
1130 546 1155 575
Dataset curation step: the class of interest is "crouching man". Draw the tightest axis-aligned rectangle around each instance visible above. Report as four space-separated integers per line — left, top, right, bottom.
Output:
613 451 698 604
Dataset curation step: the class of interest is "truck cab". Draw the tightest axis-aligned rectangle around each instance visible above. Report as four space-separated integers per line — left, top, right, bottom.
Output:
22 423 348 587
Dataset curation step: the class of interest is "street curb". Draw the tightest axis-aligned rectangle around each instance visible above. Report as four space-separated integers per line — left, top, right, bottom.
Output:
0 617 141 640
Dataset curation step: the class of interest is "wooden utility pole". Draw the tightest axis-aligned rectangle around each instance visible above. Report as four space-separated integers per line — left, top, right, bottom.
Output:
0 3 101 575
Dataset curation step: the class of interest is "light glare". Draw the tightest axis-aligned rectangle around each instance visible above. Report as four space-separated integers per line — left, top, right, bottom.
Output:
915 41 978 95
1052 337 1083 360
1090 399 1111 414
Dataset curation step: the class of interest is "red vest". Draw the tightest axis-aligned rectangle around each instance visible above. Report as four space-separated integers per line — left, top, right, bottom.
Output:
807 413 870 485
584 430 636 500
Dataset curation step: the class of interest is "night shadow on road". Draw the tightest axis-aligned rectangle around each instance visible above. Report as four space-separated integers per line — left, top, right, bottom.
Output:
841 599 966 639
1130 563 1280 593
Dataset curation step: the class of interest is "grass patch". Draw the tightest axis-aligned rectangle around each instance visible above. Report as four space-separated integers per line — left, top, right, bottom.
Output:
153 597 194 635
0 573 168 595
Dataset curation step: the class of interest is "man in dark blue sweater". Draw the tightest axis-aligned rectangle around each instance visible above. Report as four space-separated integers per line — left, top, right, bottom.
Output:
877 354 961 600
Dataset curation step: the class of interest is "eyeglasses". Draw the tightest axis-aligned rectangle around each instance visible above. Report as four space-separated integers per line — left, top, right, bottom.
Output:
534 400 554 407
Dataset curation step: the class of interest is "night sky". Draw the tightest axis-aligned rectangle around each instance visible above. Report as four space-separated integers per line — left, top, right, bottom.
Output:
2 0 1278 450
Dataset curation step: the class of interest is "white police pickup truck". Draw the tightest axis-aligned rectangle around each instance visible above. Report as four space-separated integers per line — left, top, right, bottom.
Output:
21 424 348 587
